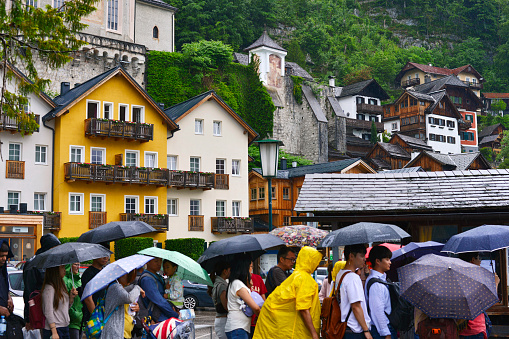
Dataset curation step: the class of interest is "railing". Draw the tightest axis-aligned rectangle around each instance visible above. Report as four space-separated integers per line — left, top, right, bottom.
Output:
43 212 61 231
402 78 420 87
188 215 204 231
6 160 25 179
214 174 229 189
356 103 383 114
462 81 483 90
89 211 107 229
85 118 154 142
120 213 169 232
346 118 384 131
211 217 253 233
0 114 40 132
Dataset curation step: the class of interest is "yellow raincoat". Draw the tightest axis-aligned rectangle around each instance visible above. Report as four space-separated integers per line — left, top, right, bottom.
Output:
253 246 322 339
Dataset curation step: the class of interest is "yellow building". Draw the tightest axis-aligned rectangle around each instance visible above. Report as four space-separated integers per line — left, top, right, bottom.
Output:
42 66 179 243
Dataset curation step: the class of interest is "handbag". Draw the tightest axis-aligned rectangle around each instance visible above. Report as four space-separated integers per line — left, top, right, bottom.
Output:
28 291 45 330
320 271 353 339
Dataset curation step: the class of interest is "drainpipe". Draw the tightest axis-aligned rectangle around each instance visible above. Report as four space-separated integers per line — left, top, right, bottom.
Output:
43 119 55 212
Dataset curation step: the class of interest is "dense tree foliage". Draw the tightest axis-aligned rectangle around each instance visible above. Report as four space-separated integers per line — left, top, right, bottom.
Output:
248 145 313 171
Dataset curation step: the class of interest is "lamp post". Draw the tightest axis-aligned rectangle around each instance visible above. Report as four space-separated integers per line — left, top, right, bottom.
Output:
256 139 283 232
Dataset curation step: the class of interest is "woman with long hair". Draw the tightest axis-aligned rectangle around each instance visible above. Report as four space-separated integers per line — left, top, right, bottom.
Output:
225 254 261 339
42 265 78 339
210 261 231 339
318 263 334 302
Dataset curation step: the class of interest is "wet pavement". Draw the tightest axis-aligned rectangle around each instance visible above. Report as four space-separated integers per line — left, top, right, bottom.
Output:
194 308 217 339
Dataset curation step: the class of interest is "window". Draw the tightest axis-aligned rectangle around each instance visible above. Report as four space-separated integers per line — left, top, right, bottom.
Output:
167 156 177 170
410 98 417 106
216 159 225 174
391 123 397 130
356 114 365 121
232 201 240 217
370 116 378 122
103 102 113 120
466 77 470 82
259 187 265 200
232 160 240 176
283 187 290 200
438 118 445 126
8 192 20 210
472 78 477 84
362 134 371 141
69 193 84 214
125 151 138 167
356 97 365 104
26 0 37 7
420 101 426 106
125 196 138 214
407 75 411 80
415 73 419 79
283 216 291 226
216 200 225 217
34 193 46 211
271 186 276 199
119 104 128 121
429 133 436 141
70 146 84 163
368 99 377 105
213 121 222 136
153 26 159 39
451 96 462 105
447 120 455 128
107 0 119 31
87 100 99 119
9 143 21 161
190 157 200 172
465 114 474 122
195 119 203 134
167 199 177 216
90 194 105 212
144 152 157 168
35 145 47 164
145 197 157 214
250 188 257 201
190 200 200 215
91 148 105 165
132 106 144 123
447 136 456 144
53 0 64 8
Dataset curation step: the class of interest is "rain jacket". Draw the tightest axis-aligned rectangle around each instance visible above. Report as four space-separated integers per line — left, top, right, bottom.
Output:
0 239 13 308
253 246 322 339
63 264 83 330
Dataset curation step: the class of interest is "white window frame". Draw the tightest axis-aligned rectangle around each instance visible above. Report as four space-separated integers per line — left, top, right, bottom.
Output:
167 155 177 170
144 151 158 168
52 0 64 9
216 158 225 174
69 192 84 215
8 191 20 210
167 198 178 216
70 145 85 163
103 101 114 120
131 105 145 123
216 200 226 217
34 193 46 211
190 199 201 215
195 119 204 135
90 147 106 165
35 145 47 165
8 143 21 161
232 159 240 176
90 193 106 212
144 196 158 214
119 103 129 121
125 150 140 167
86 99 101 119
190 157 200 172
232 201 241 217
213 121 222 136
26 0 37 7
106 0 121 33
124 195 139 214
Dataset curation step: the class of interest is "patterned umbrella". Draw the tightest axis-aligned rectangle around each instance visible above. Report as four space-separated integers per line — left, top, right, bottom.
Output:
398 254 498 320
270 225 328 247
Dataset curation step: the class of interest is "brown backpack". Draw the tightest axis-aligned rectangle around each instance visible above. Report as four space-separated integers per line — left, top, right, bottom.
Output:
320 271 353 339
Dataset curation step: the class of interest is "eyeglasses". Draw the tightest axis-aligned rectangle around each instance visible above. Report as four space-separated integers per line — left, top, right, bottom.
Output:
284 257 296 263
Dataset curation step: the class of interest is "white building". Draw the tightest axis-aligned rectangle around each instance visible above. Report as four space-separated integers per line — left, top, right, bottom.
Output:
426 112 461 154
164 91 258 243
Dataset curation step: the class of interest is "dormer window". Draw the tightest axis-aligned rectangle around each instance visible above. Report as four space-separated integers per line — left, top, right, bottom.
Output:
153 26 159 39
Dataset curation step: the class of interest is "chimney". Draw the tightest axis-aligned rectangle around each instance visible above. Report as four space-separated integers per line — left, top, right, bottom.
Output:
328 75 336 88
292 161 297 168
281 158 287 170
60 82 70 95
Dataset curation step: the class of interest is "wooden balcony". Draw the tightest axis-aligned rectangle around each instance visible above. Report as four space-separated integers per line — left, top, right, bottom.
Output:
214 174 229 189
462 81 483 90
356 103 383 114
188 215 204 231
402 78 420 87
43 212 61 231
120 213 169 232
0 114 40 133
89 211 107 229
84 118 153 142
211 217 253 234
6 160 24 179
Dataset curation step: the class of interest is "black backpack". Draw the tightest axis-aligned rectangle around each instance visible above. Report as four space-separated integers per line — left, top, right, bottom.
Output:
366 278 414 332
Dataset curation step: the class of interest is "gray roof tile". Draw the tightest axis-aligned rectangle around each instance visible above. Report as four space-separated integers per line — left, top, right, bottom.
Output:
253 158 363 178
285 62 313 80
302 85 327 122
479 123 503 138
244 31 286 52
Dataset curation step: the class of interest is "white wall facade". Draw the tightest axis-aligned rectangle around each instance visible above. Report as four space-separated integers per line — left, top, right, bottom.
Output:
426 113 461 154
134 2 175 52
166 100 250 243
384 118 400 134
249 46 286 85
337 96 381 121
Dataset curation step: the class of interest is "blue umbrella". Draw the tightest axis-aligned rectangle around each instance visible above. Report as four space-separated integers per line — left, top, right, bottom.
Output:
398 254 498 320
391 241 445 261
81 254 152 300
442 225 509 254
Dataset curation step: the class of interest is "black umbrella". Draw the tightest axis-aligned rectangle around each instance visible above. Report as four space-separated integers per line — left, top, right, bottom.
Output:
77 221 156 243
319 222 410 248
197 234 285 273
32 242 112 268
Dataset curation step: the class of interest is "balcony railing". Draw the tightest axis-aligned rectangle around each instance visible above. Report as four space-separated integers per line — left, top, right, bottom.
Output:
402 78 420 87
89 211 107 229
85 118 154 142
0 114 40 132
356 103 383 114
214 174 229 189
6 160 25 179
189 215 204 231
211 217 253 234
184 172 215 189
462 81 483 90
43 212 61 231
120 213 169 232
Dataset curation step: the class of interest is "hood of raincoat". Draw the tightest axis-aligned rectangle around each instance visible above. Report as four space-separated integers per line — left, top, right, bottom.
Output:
35 233 61 255
331 261 346 282
65 264 81 285
294 246 322 274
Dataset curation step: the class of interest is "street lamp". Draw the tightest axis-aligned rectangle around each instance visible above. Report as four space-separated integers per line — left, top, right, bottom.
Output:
256 138 284 232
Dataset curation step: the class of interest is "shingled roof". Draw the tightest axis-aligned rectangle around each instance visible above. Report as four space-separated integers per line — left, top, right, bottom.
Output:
285 62 313 80
294 169 509 213
302 85 327 122
405 151 489 170
479 134 501 145
378 143 411 159
137 0 177 11
394 133 433 151
479 123 503 139
483 93 509 99
233 52 249 66
244 31 287 52
395 62 483 84
413 75 468 94
381 166 424 173
336 79 390 100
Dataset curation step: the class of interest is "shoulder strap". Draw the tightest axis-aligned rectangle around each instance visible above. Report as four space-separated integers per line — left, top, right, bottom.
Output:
366 278 390 316
336 271 354 323
103 305 120 325
334 271 353 297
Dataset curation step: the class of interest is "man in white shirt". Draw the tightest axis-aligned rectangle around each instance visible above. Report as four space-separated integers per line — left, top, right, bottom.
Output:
365 245 397 339
336 244 373 339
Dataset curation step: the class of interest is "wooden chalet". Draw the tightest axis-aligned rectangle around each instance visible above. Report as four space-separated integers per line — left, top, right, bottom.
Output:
404 151 491 171
482 93 509 116
479 123 506 155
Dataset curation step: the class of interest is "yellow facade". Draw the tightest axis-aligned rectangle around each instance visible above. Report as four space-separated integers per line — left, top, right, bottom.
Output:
52 72 173 243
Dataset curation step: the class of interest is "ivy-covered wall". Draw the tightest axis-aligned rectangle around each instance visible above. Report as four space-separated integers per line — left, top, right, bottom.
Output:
146 49 275 138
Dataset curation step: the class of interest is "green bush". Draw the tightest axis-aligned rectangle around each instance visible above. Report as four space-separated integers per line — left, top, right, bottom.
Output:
165 238 205 261
58 237 79 244
114 237 154 260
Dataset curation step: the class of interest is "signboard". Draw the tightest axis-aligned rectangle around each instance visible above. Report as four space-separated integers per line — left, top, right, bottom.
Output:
259 254 277 278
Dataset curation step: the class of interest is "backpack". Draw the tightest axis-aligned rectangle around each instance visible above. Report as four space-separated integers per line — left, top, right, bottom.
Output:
320 271 353 339
416 318 458 339
366 278 414 332
85 284 119 339
27 290 45 330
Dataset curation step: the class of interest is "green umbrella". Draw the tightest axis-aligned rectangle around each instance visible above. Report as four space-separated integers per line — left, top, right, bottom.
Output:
138 247 213 286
